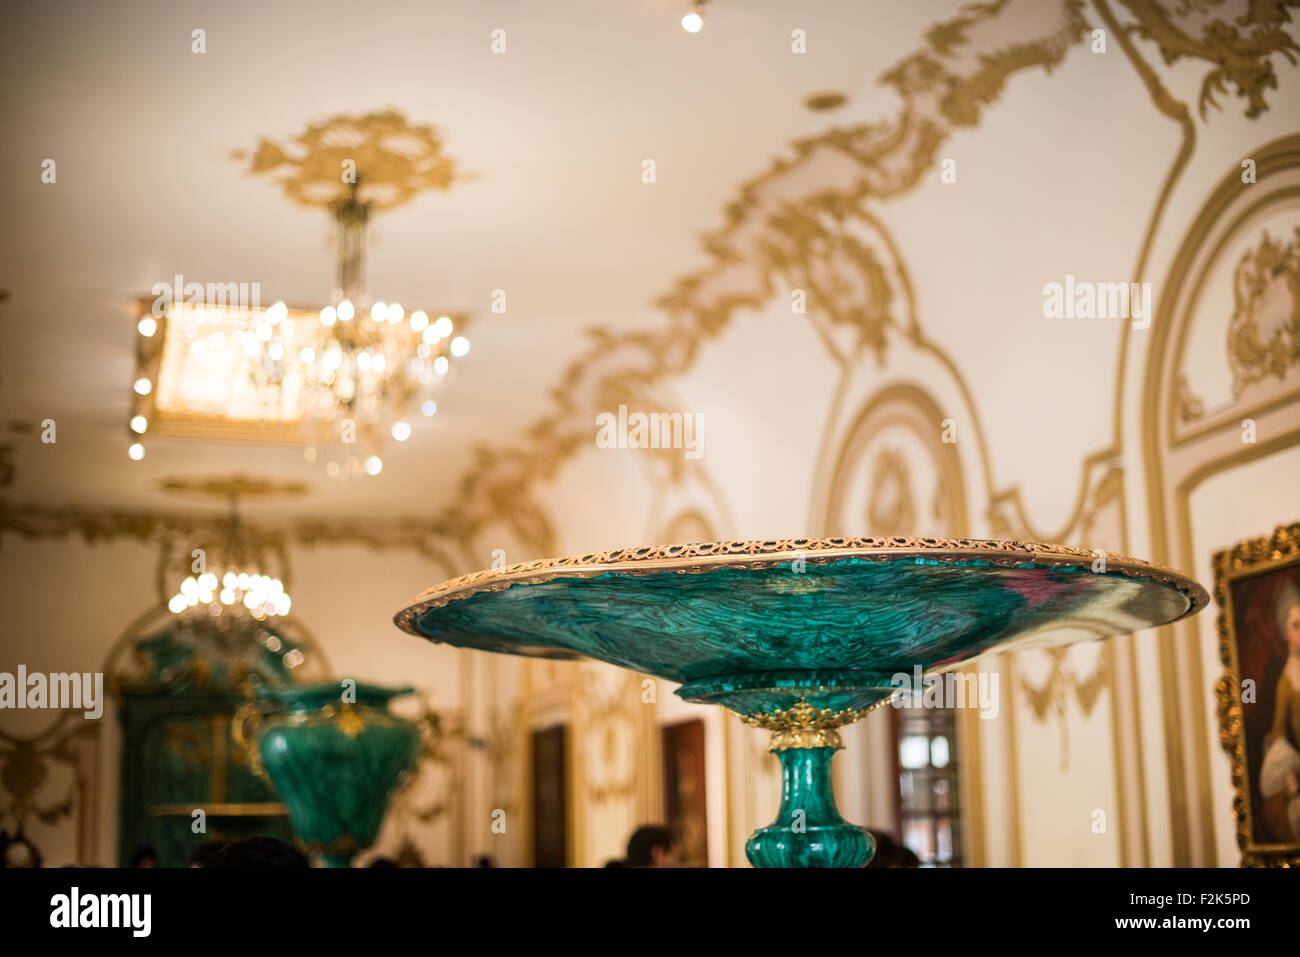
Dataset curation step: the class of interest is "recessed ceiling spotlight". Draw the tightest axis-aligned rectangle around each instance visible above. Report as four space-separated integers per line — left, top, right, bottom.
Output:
805 92 848 112
681 0 707 33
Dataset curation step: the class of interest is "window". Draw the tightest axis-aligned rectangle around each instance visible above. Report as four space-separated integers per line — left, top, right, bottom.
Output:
894 704 962 867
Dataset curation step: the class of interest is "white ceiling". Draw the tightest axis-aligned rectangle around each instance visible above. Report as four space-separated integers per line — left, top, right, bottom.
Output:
0 0 973 522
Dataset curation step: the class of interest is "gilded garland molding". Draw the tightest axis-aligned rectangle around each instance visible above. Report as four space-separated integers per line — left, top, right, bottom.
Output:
1019 645 1111 772
0 501 463 581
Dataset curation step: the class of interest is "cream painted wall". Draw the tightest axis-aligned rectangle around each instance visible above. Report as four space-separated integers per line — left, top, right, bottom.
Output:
3 1 1299 870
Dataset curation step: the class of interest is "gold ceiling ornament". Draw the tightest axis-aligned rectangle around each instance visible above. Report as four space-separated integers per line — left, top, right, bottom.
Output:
1117 0 1300 119
804 92 848 112
232 109 462 212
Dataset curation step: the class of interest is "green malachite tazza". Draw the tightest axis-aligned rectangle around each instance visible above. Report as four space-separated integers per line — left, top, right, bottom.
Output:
394 537 1209 868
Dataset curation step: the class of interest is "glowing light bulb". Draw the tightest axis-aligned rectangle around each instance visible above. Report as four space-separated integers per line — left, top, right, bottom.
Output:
391 421 412 441
371 302 387 321
130 415 148 434
320 306 337 326
682 11 703 32
133 377 152 395
128 442 145 460
410 310 429 331
337 300 355 321
450 336 470 357
365 455 383 476
138 317 158 337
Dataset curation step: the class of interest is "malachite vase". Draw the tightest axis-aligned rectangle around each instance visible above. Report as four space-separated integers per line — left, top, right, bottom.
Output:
394 537 1209 868
242 679 419 867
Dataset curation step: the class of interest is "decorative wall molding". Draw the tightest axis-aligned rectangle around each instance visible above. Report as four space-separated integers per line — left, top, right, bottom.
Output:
1142 133 1300 867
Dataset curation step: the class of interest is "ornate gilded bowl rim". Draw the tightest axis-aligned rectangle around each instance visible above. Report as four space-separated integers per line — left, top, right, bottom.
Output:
394 536 1209 634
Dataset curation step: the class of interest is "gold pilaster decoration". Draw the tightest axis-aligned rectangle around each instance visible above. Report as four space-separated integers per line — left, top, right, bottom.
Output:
738 698 881 751
0 498 465 579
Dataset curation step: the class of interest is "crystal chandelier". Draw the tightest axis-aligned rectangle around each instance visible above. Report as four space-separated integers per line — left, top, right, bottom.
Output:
246 178 470 478
167 490 291 620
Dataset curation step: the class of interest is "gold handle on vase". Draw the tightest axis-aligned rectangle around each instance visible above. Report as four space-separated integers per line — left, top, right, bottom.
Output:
231 701 269 782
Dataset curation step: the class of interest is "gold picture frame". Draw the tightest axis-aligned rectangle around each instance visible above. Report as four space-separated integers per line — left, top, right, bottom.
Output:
1214 521 1300 867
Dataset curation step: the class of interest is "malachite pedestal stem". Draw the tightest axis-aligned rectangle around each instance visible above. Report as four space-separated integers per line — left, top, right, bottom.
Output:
745 733 874 868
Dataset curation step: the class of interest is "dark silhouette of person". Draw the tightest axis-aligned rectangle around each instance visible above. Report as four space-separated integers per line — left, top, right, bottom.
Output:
186 840 228 867
129 845 158 868
624 825 681 867
865 829 921 867
203 836 309 868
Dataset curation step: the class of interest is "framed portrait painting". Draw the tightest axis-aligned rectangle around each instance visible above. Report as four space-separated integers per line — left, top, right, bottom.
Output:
1214 521 1300 867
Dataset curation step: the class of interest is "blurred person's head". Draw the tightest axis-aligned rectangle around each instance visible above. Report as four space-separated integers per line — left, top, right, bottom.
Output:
203 836 309 869
625 826 680 867
187 840 228 868
129 845 157 868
